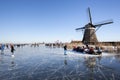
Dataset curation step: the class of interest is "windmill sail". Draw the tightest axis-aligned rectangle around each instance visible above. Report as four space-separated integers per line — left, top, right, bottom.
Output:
88 7 92 24
75 27 85 30
94 20 113 27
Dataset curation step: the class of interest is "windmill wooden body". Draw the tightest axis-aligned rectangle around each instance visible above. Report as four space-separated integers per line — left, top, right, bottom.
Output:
76 8 113 45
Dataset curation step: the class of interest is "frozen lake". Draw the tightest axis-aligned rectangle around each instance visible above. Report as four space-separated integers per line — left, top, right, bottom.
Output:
0 45 120 80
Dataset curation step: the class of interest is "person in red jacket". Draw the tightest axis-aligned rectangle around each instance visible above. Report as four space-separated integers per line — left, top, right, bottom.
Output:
89 47 95 54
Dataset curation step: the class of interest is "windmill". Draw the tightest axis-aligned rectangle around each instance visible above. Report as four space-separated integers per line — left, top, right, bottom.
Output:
75 7 113 45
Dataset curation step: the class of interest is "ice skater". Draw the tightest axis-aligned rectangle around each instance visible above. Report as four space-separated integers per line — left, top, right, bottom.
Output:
1 44 5 54
64 45 67 55
10 44 15 55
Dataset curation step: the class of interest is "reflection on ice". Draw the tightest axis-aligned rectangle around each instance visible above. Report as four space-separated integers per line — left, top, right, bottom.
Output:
0 45 120 80
8 55 17 70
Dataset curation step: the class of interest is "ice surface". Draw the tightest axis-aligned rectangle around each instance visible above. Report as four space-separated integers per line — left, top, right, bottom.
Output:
0 45 120 80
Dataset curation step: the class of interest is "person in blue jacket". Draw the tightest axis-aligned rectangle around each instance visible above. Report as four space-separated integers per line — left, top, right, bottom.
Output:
1 44 5 54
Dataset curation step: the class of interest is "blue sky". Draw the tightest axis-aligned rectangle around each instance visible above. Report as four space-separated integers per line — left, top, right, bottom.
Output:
0 0 120 43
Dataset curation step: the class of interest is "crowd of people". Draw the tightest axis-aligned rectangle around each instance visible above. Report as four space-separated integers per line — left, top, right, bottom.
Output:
0 44 15 55
64 44 102 55
73 45 102 55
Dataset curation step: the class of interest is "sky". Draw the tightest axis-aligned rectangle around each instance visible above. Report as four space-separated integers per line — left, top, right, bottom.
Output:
0 0 120 43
